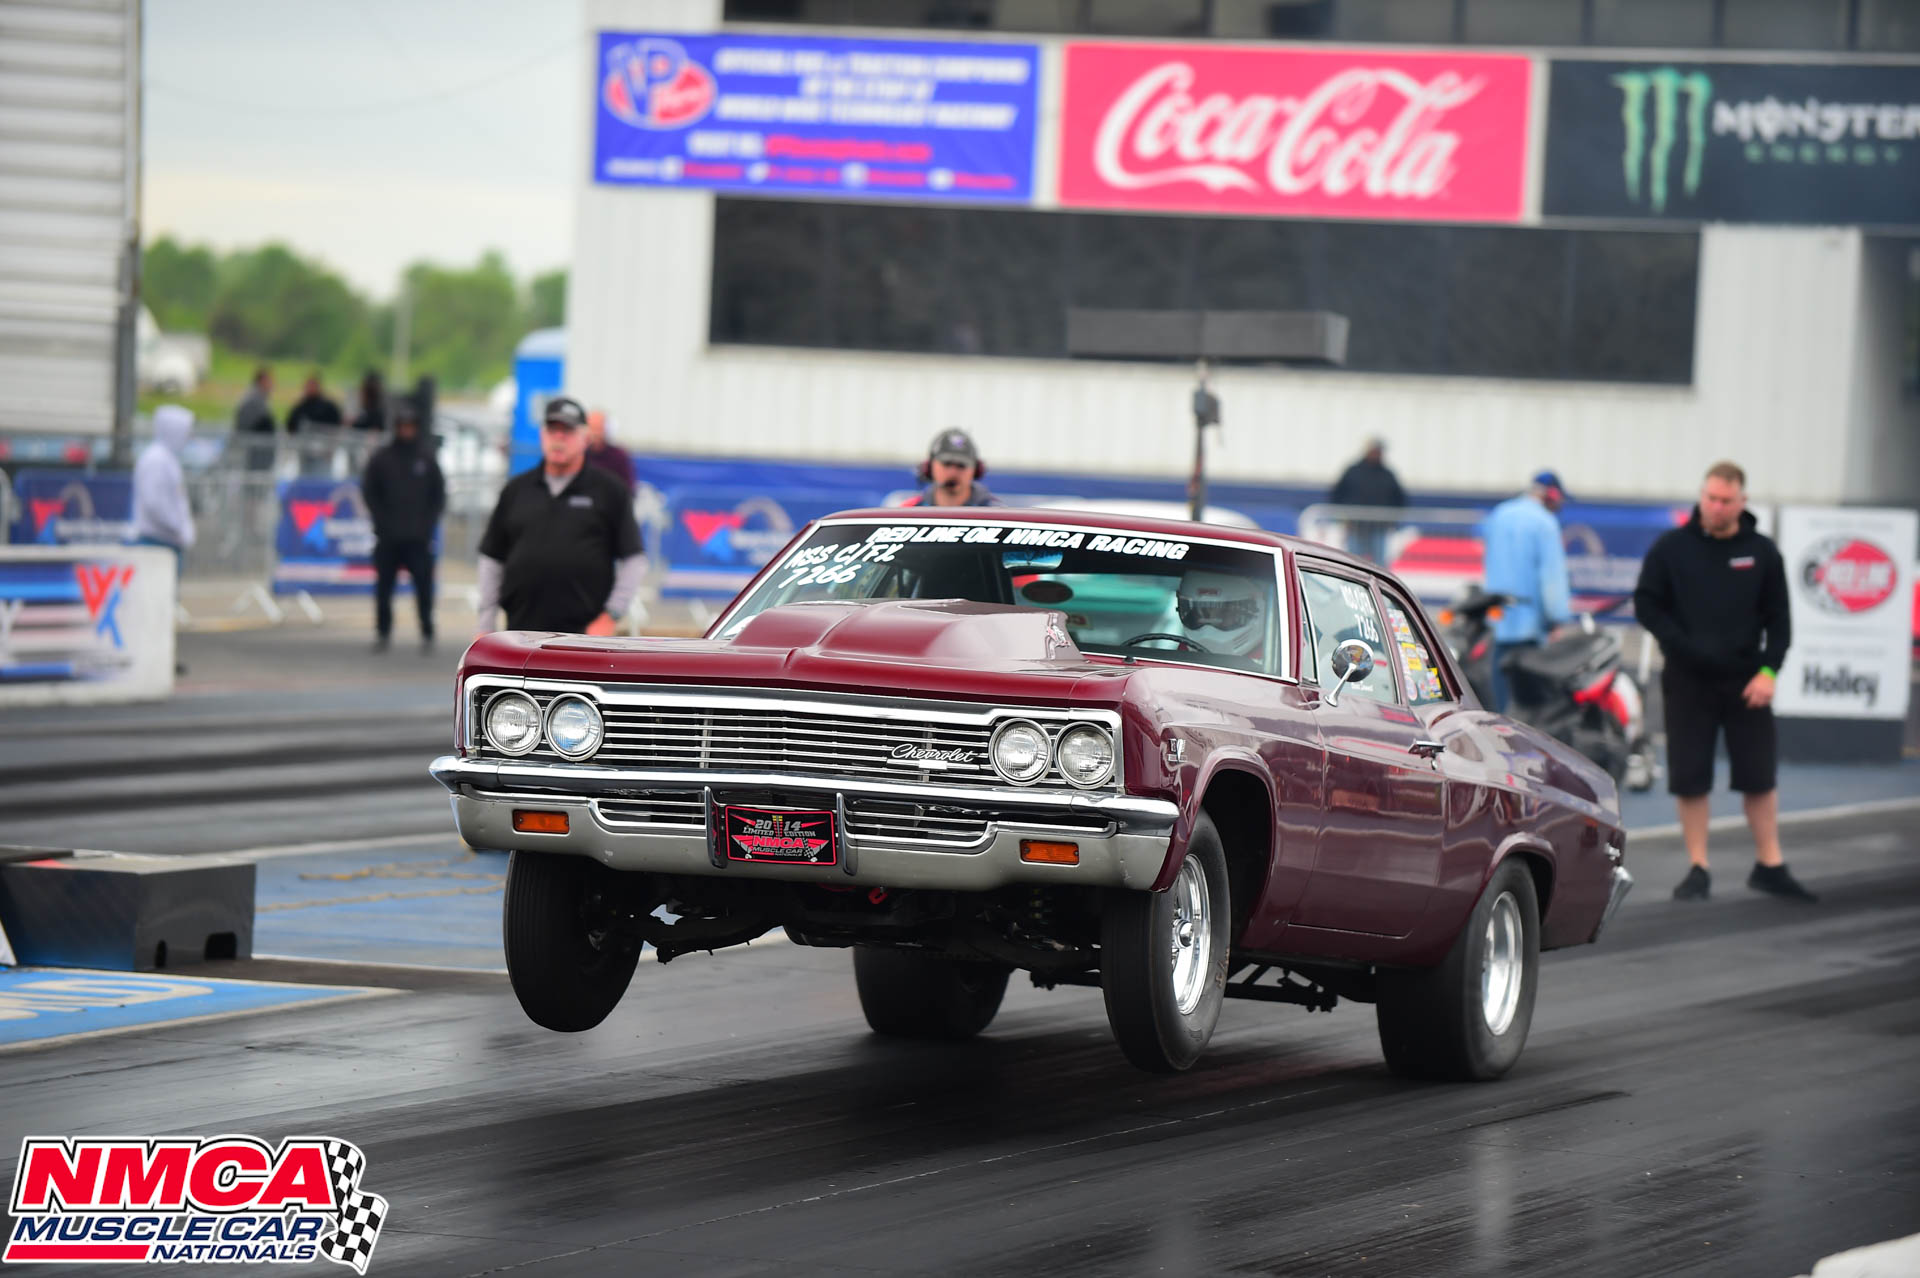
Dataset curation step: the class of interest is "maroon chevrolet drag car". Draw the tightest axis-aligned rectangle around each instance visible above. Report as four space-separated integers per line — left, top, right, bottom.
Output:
433 508 1631 1077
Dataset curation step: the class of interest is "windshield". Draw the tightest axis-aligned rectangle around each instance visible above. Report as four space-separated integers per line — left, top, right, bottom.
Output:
717 520 1285 675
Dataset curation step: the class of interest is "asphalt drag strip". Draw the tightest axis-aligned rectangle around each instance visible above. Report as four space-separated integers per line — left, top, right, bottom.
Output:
1 804 1914 1277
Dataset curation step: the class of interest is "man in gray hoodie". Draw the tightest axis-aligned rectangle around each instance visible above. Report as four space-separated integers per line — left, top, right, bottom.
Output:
133 404 196 568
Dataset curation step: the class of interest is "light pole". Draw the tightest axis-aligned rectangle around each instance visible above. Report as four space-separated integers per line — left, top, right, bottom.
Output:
1065 310 1349 523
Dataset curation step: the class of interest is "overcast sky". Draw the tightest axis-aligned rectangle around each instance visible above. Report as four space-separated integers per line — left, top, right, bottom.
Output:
143 0 586 296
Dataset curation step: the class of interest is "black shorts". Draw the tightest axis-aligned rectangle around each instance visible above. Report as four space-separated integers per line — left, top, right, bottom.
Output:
1662 668 1777 797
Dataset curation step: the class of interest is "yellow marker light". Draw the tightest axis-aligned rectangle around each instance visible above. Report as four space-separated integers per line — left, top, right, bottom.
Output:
513 810 570 834
1020 840 1079 865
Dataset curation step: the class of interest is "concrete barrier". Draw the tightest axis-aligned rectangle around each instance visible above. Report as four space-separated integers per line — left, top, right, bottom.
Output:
0 545 175 705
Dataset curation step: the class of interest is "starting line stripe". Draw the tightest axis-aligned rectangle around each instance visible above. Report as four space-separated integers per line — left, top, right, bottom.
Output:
0 969 394 1052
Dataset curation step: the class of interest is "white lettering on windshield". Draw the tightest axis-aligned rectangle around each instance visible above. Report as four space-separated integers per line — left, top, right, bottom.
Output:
862 525 1190 559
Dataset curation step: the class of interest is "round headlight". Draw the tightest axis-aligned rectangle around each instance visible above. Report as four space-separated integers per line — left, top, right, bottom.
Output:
991 719 1051 785
1056 724 1116 788
545 694 604 759
484 691 541 756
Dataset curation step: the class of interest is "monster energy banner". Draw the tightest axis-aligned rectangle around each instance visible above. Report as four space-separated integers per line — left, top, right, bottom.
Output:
1544 60 1920 226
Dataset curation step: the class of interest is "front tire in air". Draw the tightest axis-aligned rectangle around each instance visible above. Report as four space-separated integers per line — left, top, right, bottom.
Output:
1100 812 1231 1073
1375 858 1540 1082
503 851 642 1033
853 949 1011 1040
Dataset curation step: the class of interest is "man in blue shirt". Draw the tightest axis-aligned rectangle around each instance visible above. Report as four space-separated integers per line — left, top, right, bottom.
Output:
1480 471 1573 711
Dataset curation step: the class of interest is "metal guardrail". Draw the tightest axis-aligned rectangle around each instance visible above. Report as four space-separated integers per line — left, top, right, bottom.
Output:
1296 502 1488 565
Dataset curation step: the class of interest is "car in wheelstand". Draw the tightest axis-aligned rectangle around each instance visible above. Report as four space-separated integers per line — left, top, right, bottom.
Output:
433 508 1632 1078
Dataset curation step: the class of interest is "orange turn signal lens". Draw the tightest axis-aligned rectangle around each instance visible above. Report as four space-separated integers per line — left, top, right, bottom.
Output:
1437 608 1454 625
1020 840 1079 865
1487 606 1504 621
513 810 570 834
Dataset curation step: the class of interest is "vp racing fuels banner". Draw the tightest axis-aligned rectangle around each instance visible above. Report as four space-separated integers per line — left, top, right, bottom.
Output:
1056 41 1532 222
592 31 1039 203
1543 60 1920 226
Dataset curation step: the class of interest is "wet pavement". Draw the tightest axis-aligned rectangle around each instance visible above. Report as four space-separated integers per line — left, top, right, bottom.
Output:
3 622 1917 1275
2 805 1916 1277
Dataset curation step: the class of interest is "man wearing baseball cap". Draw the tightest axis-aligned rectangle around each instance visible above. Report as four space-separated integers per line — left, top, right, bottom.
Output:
904 429 1003 508
476 395 644 636
1479 470 1574 712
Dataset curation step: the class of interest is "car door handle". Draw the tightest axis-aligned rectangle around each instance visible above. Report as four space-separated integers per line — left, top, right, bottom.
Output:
1410 739 1446 758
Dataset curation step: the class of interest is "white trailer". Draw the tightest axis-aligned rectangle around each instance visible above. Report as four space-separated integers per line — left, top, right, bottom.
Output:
0 0 140 453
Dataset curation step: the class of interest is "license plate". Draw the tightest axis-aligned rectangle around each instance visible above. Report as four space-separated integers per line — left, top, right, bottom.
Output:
721 805 838 867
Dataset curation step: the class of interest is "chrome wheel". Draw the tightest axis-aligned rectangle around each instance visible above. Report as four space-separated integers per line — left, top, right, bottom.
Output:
1480 891 1524 1035
1169 856 1214 1016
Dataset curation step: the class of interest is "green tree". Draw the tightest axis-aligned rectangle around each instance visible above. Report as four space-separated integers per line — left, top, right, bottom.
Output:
525 268 567 331
208 243 368 364
142 237 218 332
399 250 521 390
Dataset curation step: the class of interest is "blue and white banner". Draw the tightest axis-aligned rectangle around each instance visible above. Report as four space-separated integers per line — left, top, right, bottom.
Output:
0 546 175 703
7 470 134 545
592 31 1040 203
276 479 377 595
629 453 1691 614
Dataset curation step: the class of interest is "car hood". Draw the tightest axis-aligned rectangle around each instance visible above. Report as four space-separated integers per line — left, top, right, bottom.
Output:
466 600 1138 707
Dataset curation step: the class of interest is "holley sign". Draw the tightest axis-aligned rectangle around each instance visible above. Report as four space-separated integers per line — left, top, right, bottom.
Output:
1058 42 1532 222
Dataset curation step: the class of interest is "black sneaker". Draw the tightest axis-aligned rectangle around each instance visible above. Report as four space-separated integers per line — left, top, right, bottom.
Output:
371 636 390 654
1748 862 1817 902
1672 865 1711 901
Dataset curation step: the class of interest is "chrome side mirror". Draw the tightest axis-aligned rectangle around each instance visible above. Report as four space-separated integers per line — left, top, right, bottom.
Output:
1325 639 1376 707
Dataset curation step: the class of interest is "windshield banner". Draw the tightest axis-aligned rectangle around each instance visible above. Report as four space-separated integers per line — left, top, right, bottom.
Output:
1543 59 1920 226
592 31 1040 203
1056 41 1533 222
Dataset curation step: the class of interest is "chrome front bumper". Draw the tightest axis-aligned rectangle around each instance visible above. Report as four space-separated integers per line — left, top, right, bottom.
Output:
430 755 1178 891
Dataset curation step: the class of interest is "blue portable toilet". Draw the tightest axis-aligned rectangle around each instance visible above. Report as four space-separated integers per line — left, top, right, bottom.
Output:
510 328 567 476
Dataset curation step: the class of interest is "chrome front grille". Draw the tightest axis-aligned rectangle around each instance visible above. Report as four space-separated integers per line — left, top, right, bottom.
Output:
472 686 1113 791
845 801 991 848
595 793 706 830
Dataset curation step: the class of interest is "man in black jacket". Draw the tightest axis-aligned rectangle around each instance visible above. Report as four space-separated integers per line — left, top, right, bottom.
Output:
362 399 446 651
1329 439 1405 564
1634 460 1814 902
286 373 344 434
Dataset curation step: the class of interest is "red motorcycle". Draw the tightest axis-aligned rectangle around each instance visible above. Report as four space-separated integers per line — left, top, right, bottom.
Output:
1438 588 1656 793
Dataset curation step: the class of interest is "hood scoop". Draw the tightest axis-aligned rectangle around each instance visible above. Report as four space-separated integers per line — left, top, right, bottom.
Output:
729 600 1081 666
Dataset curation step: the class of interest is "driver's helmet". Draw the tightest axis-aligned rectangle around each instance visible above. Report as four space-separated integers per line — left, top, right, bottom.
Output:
1175 570 1265 657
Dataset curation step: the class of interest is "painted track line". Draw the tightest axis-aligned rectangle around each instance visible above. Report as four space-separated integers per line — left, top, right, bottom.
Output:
0 987 399 1054
253 953 508 976
191 831 465 863
1628 794 1920 840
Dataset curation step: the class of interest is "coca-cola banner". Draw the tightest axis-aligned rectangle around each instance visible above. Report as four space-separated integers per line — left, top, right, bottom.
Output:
1543 60 1920 227
1057 42 1533 223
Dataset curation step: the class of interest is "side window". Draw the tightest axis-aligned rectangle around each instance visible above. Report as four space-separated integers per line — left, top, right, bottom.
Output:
1298 569 1398 705
1380 591 1453 706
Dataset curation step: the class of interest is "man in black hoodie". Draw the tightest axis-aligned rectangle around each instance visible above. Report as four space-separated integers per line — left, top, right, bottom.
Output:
1634 460 1814 902
362 398 446 651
